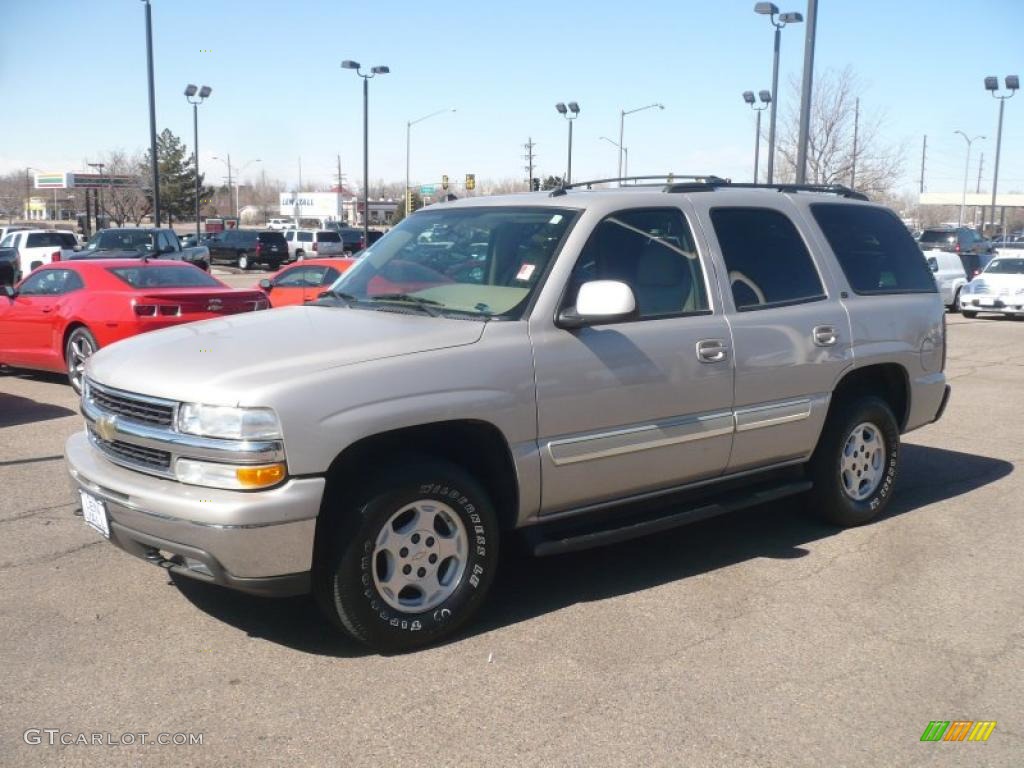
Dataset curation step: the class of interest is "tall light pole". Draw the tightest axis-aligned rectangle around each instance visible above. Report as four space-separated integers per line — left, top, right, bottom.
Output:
184 85 211 241
742 90 771 183
342 60 389 249
953 131 984 228
984 75 1018 240
794 0 818 183
754 3 803 184
141 0 160 226
406 107 455 216
599 136 627 179
618 103 664 184
87 162 106 225
555 102 580 184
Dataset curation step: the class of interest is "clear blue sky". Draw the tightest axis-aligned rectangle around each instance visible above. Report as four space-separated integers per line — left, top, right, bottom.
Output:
2 0 1022 195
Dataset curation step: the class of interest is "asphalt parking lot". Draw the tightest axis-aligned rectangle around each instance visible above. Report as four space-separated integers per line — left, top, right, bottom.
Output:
1 314 1022 767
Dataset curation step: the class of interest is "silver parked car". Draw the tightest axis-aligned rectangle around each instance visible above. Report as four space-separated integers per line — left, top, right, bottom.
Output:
65 179 950 652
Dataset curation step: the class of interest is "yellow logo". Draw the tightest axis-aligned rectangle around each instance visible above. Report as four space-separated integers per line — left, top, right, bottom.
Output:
95 415 119 442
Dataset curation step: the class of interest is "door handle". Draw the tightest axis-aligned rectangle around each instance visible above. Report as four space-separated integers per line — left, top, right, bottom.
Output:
813 325 838 346
696 339 728 363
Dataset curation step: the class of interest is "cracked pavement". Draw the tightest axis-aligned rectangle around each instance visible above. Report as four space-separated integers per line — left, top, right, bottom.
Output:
0 311 1021 767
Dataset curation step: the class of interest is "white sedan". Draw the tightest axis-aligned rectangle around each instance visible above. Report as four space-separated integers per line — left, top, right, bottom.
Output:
959 255 1024 318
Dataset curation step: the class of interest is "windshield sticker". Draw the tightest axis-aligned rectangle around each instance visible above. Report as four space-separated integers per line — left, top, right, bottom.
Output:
549 214 563 224
516 264 536 281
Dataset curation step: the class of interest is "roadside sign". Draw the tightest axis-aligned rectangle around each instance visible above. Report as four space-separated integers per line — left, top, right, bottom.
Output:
420 185 436 196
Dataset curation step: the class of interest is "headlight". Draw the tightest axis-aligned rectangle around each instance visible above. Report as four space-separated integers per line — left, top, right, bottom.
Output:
175 458 286 489
177 403 281 439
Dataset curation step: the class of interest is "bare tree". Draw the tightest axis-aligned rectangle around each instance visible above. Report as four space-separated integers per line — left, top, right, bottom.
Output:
0 171 26 222
95 150 149 226
775 66 905 198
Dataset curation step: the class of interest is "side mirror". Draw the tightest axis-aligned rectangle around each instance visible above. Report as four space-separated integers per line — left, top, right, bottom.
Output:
927 258 939 273
73 245 82 252
3 284 15 299
258 278 273 290
557 280 637 329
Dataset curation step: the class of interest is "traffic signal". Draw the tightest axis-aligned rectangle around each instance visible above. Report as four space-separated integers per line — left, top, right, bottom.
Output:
465 173 475 191
531 177 540 191
442 175 449 191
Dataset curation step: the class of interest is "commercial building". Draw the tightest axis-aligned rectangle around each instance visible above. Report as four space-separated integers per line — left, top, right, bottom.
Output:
278 191 399 227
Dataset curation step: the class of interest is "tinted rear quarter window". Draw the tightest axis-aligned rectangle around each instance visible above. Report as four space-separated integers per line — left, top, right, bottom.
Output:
710 207 825 310
317 231 341 242
811 204 936 294
920 230 952 244
258 232 287 245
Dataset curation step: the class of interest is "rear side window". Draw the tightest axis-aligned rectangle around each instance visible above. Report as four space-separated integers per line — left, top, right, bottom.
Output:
811 204 936 294
108 266 220 287
710 207 825 310
317 231 341 242
26 232 71 248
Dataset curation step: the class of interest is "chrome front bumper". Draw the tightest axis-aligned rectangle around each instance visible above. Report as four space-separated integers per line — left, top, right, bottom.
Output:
65 431 325 596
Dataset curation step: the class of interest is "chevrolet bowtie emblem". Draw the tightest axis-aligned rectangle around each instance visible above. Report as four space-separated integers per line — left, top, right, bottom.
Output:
95 414 119 442
207 298 223 311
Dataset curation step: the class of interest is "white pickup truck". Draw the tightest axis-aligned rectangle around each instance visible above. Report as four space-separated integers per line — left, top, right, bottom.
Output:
0 228 80 279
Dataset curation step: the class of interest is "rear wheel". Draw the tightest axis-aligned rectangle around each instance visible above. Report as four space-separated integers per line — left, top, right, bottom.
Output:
808 396 900 527
238 253 250 270
314 458 499 653
65 326 98 394
948 287 962 313
295 250 305 262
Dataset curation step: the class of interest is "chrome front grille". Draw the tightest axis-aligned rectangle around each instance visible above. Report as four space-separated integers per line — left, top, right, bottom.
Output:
88 429 172 472
87 381 175 427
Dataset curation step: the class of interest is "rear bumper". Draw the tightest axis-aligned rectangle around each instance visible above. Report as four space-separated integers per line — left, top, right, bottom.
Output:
64 430 324 596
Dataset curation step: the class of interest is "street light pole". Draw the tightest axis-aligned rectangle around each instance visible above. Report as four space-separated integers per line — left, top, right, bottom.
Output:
954 131 984 228
185 85 211 242
617 103 664 184
342 60 390 249
985 75 1018 240
406 107 455 216
794 0 818 183
743 90 771 183
755 3 803 184
142 0 160 226
555 102 580 184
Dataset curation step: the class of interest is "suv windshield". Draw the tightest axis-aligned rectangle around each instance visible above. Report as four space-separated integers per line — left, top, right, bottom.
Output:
984 258 1024 275
87 230 156 252
328 207 578 318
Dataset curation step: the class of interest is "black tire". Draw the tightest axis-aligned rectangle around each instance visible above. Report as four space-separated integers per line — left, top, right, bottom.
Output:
65 326 99 394
295 250 305 262
948 287 962 313
962 310 978 319
807 396 900 527
314 457 499 653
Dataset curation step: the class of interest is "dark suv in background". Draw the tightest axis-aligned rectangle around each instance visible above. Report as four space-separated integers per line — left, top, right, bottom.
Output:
918 227 994 277
335 226 384 254
206 230 288 270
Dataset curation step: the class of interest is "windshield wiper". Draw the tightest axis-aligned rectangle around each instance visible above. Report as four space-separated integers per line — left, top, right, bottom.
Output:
318 289 357 306
367 293 444 316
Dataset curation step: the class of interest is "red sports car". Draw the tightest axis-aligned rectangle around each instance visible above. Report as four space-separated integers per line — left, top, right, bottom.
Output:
256 257 356 308
0 259 268 392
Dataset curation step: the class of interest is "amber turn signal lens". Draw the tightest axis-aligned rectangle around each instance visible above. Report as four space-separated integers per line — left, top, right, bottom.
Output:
235 463 286 488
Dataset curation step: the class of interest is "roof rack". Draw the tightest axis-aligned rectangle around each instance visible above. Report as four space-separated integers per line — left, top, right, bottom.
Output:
548 174 728 196
663 180 869 200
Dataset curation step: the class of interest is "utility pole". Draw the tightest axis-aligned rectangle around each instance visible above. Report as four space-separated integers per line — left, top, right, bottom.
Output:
919 135 927 194
336 154 344 222
298 157 302 190
795 0 819 184
849 98 859 189
523 137 536 191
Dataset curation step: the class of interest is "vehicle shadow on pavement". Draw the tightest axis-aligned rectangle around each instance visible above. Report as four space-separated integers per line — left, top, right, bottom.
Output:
170 444 1011 657
0 391 77 428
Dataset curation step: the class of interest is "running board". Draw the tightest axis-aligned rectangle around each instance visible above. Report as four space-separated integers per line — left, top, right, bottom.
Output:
527 479 812 557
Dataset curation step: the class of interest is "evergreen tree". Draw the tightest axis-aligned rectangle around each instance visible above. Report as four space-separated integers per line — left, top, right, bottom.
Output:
388 191 423 226
141 129 212 224
540 175 564 190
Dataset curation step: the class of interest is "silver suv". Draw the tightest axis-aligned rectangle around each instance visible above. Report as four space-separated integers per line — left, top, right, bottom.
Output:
65 179 950 652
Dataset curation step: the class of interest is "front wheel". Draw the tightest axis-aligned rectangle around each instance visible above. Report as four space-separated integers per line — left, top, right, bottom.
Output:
962 310 978 319
65 326 99 394
808 396 900 527
314 458 499 653
948 287 962 313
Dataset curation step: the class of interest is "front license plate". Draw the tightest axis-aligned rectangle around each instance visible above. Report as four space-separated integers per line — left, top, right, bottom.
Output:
979 298 996 306
80 491 110 538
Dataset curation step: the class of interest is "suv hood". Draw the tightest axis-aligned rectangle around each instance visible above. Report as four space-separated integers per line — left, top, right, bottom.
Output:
86 305 486 403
